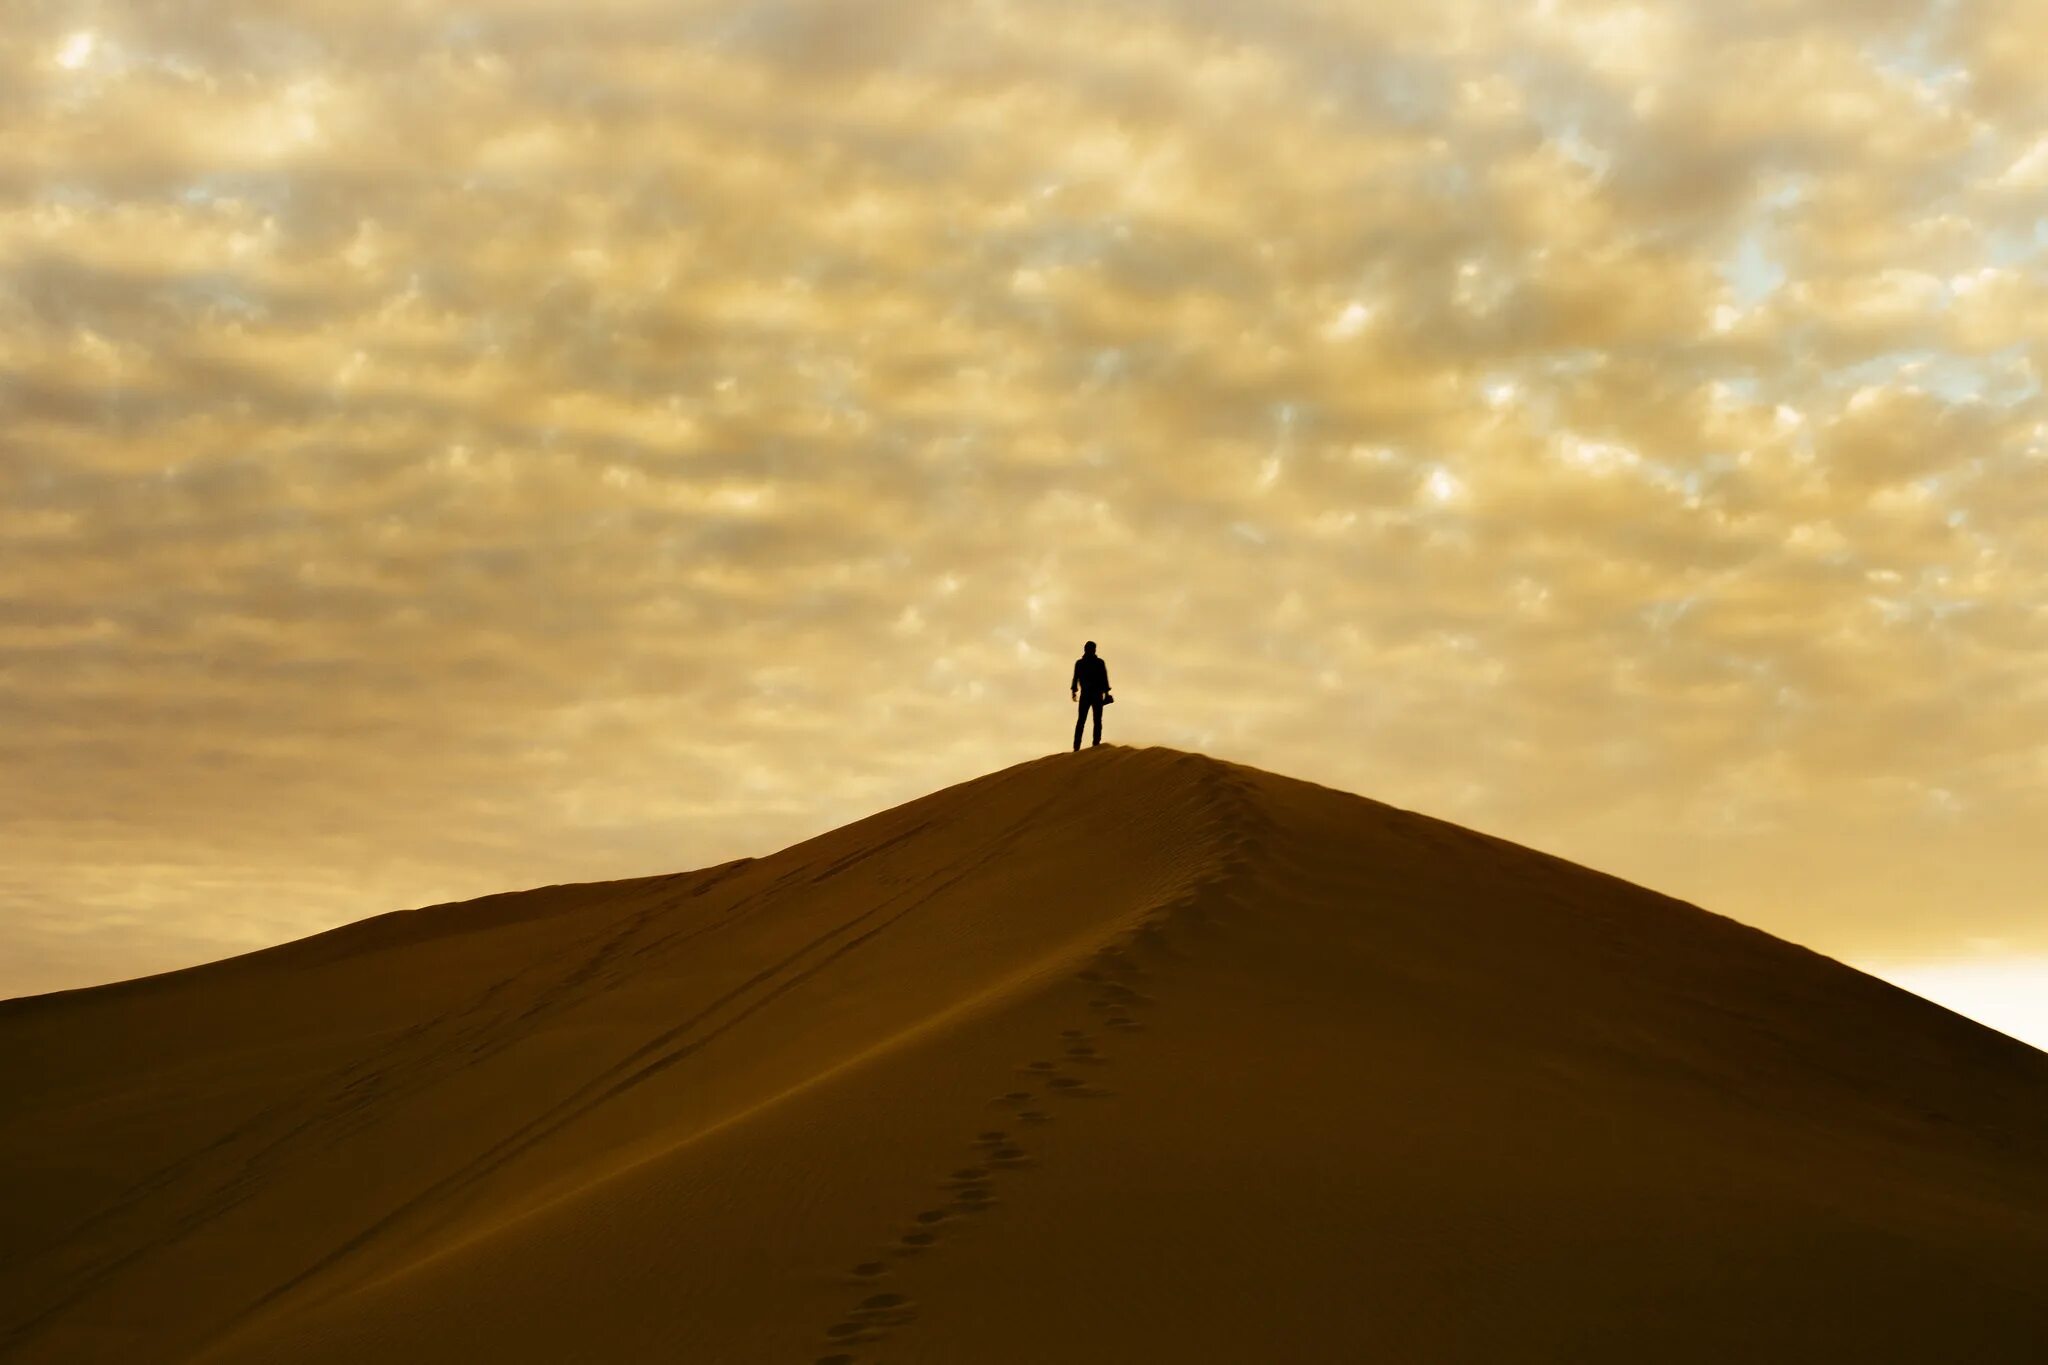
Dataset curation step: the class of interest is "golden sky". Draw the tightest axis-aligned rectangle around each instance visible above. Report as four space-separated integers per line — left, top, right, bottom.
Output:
4 0 2045 1040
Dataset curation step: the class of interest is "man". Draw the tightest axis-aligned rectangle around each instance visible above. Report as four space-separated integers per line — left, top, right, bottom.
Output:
1070 640 1112 751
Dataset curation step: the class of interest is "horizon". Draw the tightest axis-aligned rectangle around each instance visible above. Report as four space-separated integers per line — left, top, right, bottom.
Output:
6 742 2044 1054
6 0 2047 1053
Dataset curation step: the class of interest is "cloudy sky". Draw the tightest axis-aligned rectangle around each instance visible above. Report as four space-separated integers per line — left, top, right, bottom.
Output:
4 0 2045 1041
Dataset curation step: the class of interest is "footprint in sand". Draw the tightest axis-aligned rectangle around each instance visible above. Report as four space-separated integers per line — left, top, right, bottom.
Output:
813 1290 920 1361
851 1291 917 1328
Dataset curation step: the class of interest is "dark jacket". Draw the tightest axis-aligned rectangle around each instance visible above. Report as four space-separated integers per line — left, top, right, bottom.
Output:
1071 654 1110 698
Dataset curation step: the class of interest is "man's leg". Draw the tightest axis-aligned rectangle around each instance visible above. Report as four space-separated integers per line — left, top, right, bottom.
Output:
1074 698 1087 751
1091 698 1104 746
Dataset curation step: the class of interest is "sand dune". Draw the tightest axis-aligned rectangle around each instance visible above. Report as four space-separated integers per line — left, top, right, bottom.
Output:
4 746 2046 1363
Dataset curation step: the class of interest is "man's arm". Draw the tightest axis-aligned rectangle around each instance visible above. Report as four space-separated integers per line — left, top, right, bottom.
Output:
1070 659 1079 698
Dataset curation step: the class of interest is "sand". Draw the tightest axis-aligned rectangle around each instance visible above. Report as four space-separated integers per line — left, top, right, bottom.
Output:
3 746 2045 1363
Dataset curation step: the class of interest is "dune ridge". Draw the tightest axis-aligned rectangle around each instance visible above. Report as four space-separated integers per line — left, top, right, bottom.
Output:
2 746 2045 1363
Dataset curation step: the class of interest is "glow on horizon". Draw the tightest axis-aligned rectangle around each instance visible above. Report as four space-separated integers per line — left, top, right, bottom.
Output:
1867 957 2048 1055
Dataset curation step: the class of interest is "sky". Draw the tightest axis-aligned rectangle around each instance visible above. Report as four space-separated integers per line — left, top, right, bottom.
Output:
3 0 2045 1046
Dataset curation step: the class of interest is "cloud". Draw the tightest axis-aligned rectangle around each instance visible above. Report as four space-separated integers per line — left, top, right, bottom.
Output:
3 0 2047 995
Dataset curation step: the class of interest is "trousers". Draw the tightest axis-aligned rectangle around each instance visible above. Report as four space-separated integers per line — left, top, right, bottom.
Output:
1074 693 1105 750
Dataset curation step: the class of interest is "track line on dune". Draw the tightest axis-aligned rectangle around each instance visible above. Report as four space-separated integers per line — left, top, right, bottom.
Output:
218 790 1074 1344
55 859 761 1253
24 864 708 1254
3 870 773 1357
0 864 719 1355
0 874 670 1357
226 877 958 1326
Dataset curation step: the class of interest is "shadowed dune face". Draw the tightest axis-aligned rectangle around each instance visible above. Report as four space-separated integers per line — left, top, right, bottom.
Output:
2 747 2045 1364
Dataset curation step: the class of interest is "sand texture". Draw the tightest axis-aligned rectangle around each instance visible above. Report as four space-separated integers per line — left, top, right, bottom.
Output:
4 746 2046 1363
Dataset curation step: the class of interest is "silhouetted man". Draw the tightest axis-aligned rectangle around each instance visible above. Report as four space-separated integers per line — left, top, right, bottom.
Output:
1071 640 1112 750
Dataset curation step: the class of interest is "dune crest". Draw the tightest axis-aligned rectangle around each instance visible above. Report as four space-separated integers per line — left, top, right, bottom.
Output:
3 746 2045 1363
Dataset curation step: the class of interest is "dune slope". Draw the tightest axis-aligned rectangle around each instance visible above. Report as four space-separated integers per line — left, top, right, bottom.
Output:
3 746 2045 1363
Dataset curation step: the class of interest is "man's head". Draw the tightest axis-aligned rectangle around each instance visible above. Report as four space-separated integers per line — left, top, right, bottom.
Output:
1083 640 1096 655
